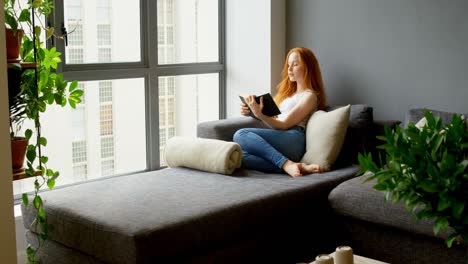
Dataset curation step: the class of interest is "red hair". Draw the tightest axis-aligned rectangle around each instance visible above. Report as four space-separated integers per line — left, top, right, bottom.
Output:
274 47 327 110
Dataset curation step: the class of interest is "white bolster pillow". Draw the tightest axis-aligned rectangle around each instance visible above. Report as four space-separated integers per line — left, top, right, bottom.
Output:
164 137 242 175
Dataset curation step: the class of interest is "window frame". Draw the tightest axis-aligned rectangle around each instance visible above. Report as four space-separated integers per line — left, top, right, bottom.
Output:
49 0 226 173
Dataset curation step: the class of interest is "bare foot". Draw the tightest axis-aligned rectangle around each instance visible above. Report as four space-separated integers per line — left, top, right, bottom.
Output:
282 160 303 177
300 163 325 174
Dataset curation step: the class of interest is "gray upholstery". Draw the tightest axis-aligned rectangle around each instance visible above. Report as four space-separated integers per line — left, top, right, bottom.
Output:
27 105 465 264
199 105 376 169
26 231 103 264
328 107 468 263
328 174 467 264
335 218 467 264
331 105 374 168
23 166 360 264
197 116 267 142
329 176 443 239
404 108 468 127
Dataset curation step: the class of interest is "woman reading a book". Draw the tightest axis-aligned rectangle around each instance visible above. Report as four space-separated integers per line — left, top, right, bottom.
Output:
234 47 327 177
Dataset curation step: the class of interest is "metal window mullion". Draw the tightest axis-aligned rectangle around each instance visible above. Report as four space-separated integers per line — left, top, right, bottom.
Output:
157 63 224 76
52 0 65 73
62 67 149 82
219 0 226 119
146 0 160 171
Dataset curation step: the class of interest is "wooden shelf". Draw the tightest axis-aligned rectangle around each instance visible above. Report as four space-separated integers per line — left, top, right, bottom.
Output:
7 62 37 69
13 170 42 181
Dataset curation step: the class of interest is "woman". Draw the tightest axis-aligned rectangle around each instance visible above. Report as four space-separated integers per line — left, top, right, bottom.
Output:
233 47 327 177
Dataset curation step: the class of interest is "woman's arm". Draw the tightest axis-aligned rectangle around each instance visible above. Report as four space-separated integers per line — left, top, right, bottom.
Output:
245 93 318 130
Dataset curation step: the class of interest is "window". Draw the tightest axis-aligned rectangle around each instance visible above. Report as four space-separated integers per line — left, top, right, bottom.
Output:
68 24 83 46
72 141 87 163
97 24 112 45
73 164 87 179
98 48 112 63
13 0 224 199
99 81 113 103
67 48 84 64
157 0 219 64
100 136 114 158
64 0 140 64
101 160 114 176
157 73 219 166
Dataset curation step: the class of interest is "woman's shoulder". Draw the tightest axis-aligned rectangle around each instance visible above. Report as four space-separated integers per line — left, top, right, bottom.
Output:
301 89 318 100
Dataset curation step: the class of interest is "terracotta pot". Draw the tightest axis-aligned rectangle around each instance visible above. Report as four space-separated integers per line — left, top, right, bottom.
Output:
5 28 24 63
11 137 28 173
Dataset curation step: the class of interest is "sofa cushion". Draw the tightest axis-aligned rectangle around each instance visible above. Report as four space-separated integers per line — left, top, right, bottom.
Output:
301 105 351 171
23 166 360 264
164 137 242 174
328 175 447 240
332 105 374 169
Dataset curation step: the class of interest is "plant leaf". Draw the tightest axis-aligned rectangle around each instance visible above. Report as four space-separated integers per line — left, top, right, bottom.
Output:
433 217 449 235
46 27 54 39
452 200 464 220
39 137 47 146
25 129 33 140
33 195 43 210
18 9 31 22
445 233 459 248
22 193 29 207
69 80 78 92
40 156 48 164
437 196 450 212
47 179 55 189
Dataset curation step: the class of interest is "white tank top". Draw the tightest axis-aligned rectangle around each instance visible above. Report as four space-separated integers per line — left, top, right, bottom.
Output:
277 90 316 129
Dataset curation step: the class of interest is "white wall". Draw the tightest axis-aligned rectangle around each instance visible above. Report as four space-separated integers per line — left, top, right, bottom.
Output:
225 0 286 118
0 0 19 261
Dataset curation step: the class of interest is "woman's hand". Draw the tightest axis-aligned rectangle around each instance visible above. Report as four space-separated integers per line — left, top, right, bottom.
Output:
245 95 264 118
240 102 250 116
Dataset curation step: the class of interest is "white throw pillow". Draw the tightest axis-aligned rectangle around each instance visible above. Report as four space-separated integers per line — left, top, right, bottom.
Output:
300 105 351 171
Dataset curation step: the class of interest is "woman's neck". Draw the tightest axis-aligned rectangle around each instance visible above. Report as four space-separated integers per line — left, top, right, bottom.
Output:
295 81 308 93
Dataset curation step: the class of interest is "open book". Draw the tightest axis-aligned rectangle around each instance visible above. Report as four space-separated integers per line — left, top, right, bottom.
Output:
239 93 281 119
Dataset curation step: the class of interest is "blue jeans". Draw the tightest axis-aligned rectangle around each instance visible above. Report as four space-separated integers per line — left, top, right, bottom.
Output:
233 127 305 173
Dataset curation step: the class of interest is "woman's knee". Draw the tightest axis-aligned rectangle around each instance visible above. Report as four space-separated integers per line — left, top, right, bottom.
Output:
233 128 248 143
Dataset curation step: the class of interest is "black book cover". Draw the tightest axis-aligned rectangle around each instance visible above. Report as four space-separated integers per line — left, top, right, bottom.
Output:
239 93 281 119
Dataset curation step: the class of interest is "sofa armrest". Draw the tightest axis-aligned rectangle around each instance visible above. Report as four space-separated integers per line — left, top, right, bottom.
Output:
197 117 268 141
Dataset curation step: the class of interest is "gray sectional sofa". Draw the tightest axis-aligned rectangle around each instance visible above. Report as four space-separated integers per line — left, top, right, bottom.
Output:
22 106 466 264
328 108 468 264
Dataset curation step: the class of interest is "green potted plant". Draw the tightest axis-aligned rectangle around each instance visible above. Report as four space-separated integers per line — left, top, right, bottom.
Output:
4 0 27 62
358 110 467 249
4 0 84 262
8 62 28 172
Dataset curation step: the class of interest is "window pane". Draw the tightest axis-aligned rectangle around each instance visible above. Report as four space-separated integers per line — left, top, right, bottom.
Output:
99 81 113 103
13 78 146 195
100 104 113 136
157 0 219 64
64 0 141 64
100 136 114 158
158 73 219 166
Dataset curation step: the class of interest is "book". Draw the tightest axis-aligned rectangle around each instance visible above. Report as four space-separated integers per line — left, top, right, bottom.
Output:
239 93 281 119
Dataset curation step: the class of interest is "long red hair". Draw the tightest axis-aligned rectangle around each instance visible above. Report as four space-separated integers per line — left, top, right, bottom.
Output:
274 47 327 110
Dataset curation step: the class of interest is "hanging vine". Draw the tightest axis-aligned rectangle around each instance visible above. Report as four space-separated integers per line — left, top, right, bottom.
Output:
5 0 83 263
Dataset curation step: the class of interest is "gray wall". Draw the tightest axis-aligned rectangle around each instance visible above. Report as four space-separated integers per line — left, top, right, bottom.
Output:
287 0 468 120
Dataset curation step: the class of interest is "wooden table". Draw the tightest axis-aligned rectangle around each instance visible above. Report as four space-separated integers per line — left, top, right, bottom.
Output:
310 252 389 264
